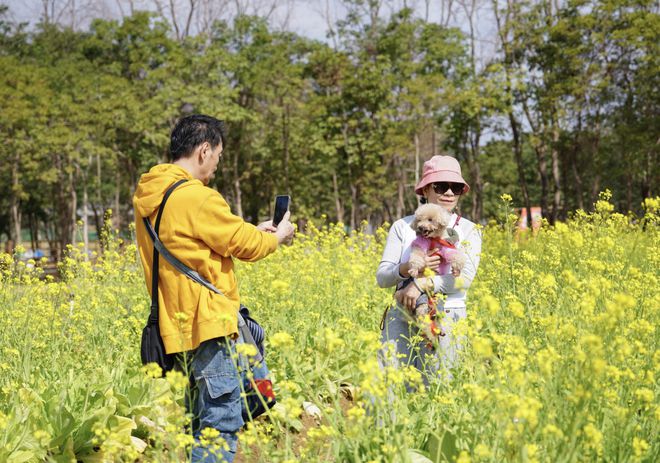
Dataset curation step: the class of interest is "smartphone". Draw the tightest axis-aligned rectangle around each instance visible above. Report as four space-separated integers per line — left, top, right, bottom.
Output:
273 195 290 226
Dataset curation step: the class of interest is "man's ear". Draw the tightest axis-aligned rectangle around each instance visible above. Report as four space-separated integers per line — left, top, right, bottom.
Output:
196 142 210 163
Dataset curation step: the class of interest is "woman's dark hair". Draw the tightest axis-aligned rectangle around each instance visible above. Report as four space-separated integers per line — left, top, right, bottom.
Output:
419 196 428 204
170 115 227 161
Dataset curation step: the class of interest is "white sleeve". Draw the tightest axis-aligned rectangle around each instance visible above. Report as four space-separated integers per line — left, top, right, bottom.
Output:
376 222 408 288
431 224 482 294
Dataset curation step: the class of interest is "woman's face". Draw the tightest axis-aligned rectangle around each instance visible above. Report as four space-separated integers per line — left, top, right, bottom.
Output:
424 182 463 212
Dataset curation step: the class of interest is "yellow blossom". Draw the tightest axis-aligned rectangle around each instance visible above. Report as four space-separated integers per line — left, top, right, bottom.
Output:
269 331 294 349
472 336 493 358
235 342 258 358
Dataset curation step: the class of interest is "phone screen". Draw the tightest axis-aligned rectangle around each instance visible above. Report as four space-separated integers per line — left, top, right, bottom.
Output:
273 195 290 226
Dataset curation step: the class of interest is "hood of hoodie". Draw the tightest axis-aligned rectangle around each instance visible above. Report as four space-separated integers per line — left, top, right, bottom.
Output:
133 164 197 218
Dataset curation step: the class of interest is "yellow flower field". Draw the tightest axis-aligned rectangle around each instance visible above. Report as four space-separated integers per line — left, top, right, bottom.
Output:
0 194 658 462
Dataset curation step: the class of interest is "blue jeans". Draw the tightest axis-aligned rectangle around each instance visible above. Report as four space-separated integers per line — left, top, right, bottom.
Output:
189 337 243 463
380 302 467 383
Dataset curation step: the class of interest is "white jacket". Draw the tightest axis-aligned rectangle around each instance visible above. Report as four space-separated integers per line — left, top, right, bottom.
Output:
376 213 482 309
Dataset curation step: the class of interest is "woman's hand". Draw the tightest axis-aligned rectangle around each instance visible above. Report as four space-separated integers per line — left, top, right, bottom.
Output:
398 250 442 277
395 281 422 311
424 249 442 273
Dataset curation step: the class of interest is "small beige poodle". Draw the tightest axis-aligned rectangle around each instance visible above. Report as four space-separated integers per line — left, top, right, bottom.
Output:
406 203 467 345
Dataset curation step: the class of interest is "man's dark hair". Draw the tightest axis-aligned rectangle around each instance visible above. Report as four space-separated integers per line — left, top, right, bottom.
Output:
170 115 227 161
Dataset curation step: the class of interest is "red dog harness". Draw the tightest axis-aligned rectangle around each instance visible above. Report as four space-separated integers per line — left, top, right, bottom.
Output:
422 215 461 347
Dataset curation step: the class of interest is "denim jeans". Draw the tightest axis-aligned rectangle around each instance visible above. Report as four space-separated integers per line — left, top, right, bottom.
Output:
380 302 467 383
189 337 243 463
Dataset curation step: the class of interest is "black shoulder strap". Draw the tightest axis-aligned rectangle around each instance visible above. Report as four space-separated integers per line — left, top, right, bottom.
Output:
144 217 224 295
148 179 188 323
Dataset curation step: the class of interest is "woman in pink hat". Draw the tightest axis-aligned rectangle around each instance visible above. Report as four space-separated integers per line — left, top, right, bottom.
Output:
376 155 482 377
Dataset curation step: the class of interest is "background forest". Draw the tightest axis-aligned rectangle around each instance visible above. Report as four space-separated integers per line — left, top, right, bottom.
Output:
0 0 657 260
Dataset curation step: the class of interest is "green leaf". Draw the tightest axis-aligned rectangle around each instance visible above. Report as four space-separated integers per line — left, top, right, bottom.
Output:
7 450 37 463
407 449 434 463
425 428 459 463
49 437 77 462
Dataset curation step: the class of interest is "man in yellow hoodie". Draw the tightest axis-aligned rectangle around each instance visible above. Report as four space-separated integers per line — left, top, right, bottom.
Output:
133 114 294 462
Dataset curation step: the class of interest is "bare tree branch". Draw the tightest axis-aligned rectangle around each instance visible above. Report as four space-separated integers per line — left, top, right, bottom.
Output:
183 0 196 38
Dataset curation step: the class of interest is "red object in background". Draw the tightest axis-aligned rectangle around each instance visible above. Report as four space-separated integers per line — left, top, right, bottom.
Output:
519 207 542 230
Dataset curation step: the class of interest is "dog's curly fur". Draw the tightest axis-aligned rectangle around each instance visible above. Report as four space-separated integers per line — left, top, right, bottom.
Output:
409 204 466 278
408 204 452 278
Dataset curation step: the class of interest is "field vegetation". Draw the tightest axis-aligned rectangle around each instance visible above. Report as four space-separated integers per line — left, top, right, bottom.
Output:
0 194 658 462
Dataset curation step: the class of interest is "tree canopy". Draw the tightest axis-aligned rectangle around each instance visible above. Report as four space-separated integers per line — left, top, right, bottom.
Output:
0 1 657 257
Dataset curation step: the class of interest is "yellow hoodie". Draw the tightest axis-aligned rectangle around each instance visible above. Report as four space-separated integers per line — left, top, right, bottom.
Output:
133 164 278 354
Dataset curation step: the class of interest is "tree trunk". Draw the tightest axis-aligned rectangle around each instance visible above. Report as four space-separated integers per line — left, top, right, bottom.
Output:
550 122 562 223
70 165 77 246
232 143 243 218
95 152 103 251
332 171 344 223
494 0 534 224
395 155 405 219
534 143 550 220
233 176 243 218
83 176 89 260
468 128 483 223
570 116 584 211
114 168 120 231
349 182 358 230
44 217 59 262
29 214 38 253
641 137 657 201
282 100 291 195
10 200 22 248
625 171 633 212
590 174 601 208
53 153 71 260
509 112 532 227
10 154 22 246
570 152 584 211
414 132 421 186
346 151 357 229
341 123 356 229
91 203 103 253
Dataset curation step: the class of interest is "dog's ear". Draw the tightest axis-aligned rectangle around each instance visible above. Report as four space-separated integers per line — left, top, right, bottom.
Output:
410 215 419 231
435 206 450 228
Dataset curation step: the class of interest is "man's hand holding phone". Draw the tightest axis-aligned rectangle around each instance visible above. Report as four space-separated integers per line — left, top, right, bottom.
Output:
274 211 294 245
256 195 294 245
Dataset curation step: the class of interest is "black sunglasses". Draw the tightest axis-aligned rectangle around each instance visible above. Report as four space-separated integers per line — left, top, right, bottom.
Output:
432 182 465 195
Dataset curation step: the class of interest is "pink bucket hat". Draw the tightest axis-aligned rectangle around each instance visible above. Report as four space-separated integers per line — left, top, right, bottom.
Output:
414 155 470 196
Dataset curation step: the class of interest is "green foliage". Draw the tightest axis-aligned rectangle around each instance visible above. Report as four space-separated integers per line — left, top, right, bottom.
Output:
1 201 658 461
0 1 657 248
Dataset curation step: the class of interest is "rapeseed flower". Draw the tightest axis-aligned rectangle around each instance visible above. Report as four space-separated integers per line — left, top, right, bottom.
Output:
583 423 603 456
473 443 491 459
0 198 657 462
143 363 163 379
165 370 189 391
472 336 493 358
269 331 294 349
235 342 258 358
633 437 649 461
456 450 472 463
